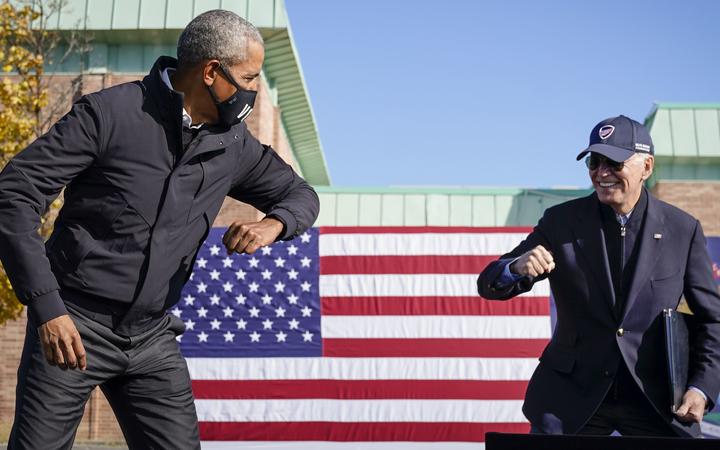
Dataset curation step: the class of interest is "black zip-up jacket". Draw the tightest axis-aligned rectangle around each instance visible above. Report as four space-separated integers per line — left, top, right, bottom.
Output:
0 56 320 335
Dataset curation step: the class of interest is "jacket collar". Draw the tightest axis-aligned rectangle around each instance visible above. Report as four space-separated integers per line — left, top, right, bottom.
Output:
572 188 665 322
142 56 245 163
573 192 617 320
143 56 186 131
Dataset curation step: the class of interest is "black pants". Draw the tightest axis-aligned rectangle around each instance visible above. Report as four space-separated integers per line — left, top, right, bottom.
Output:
8 304 200 450
577 365 676 437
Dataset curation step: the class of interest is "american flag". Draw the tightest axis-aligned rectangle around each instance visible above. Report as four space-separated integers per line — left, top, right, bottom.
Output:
175 226 552 449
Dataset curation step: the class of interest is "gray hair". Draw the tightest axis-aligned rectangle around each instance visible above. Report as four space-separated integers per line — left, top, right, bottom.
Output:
177 10 264 68
632 152 653 165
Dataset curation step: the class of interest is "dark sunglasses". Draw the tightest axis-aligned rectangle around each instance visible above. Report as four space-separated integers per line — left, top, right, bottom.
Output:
585 153 625 171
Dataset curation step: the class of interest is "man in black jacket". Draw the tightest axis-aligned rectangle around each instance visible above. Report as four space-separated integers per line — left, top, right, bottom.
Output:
478 116 720 437
0 10 319 449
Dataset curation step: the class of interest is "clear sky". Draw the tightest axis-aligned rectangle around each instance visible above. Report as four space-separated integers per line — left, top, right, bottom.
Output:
284 0 720 188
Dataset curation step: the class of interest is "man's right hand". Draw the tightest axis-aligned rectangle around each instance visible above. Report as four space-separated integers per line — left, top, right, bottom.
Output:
38 314 87 370
510 245 555 278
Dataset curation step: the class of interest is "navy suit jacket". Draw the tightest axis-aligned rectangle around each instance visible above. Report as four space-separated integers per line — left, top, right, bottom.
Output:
477 190 720 437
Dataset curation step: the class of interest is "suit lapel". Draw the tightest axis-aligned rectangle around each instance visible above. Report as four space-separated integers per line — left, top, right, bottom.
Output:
621 191 666 320
572 194 617 318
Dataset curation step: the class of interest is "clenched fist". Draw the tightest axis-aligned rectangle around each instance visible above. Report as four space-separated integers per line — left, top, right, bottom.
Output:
222 216 284 255
510 245 555 278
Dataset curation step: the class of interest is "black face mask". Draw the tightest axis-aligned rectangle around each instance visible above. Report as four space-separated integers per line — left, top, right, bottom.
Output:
207 64 257 127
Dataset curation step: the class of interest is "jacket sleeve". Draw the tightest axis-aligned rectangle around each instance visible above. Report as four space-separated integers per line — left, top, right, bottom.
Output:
682 220 720 406
0 96 103 325
477 211 552 300
228 131 319 240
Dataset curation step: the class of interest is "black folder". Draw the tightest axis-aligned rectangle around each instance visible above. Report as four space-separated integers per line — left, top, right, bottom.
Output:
662 308 690 413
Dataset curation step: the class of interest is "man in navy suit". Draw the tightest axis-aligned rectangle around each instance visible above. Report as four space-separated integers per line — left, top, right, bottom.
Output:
478 115 720 437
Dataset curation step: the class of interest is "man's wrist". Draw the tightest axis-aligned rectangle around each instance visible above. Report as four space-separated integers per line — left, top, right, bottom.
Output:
263 215 286 238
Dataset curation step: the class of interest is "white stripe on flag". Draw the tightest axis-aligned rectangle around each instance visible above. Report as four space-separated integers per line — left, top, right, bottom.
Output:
320 274 550 297
195 399 526 423
186 357 539 381
321 316 551 339
319 233 528 256
201 442 486 450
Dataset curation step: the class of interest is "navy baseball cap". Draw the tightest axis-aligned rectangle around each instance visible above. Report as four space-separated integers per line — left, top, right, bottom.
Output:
576 115 654 162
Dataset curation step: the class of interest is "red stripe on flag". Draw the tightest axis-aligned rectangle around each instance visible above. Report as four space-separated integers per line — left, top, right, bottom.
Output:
321 255 499 274
323 338 547 357
199 421 530 441
321 296 550 316
192 379 529 400
319 226 533 234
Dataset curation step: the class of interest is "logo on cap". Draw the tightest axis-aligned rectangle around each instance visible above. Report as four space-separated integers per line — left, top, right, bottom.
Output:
598 125 615 140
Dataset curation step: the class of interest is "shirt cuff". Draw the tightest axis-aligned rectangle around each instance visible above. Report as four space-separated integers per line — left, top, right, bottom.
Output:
27 290 68 326
495 258 524 289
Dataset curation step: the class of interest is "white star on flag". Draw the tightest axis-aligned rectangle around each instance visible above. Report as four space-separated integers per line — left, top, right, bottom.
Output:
223 307 234 318
261 269 272 280
302 330 313 342
300 281 312 292
248 282 259 292
249 307 260 317
209 245 221 256
261 294 273 305
287 244 298 255
209 294 220 305
184 295 195 306
197 331 208 343
274 281 286 292
223 282 233 292
249 331 261 342
301 306 312 317
275 331 288 342
235 319 247 330
209 270 221 280
171 307 182 318
287 294 299 305
235 294 246 305
197 282 208 293
235 269 246 280
300 232 311 243
288 318 300 329
287 269 299 280
275 306 286 317
274 257 286 267
196 258 207 268
261 246 272 255
222 257 233 268
223 331 235 342
184 319 195 330
262 319 273 330
210 319 221 330
197 307 208 318
300 257 311 268
248 257 260 268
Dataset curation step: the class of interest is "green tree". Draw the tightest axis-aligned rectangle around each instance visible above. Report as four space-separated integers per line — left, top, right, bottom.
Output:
0 0 90 324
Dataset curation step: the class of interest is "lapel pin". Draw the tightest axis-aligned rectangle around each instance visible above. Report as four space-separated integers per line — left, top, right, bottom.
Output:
654 233 662 240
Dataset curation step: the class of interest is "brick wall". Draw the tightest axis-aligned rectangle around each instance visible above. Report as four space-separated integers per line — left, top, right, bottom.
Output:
651 181 720 236
0 69 293 443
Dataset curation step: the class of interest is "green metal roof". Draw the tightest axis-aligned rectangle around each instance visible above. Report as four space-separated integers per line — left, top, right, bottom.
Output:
46 0 331 185
645 103 720 158
645 103 720 183
313 186 592 227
